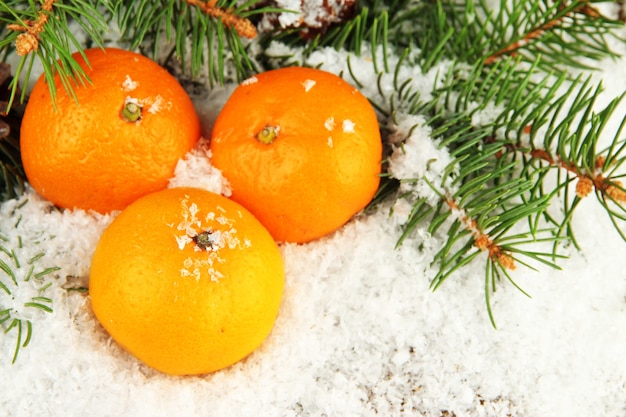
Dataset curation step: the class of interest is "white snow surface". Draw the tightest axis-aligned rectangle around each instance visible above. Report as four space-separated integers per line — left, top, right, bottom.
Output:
2 18 626 417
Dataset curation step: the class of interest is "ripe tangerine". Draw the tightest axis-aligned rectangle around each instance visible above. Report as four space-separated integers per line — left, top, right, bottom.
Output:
209 66 382 243
20 47 200 213
89 187 285 376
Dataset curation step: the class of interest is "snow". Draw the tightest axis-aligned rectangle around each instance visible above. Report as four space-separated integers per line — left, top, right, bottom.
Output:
342 119 355 133
2 12 626 417
324 116 335 131
302 79 316 92
259 0 354 33
121 75 138 92
241 75 258 86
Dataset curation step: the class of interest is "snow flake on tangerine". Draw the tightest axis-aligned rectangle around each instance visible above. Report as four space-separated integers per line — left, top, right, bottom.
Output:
241 76 258 86
342 119 355 133
181 255 226 283
302 79 316 92
122 75 138 91
324 117 335 131
175 234 191 250
145 95 171 114
327 137 334 148
176 195 201 238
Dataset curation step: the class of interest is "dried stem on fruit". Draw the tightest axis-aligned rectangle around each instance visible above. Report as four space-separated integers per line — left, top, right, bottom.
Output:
256 126 279 144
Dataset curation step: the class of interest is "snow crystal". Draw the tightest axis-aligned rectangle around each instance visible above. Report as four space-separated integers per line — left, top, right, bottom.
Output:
121 75 138 91
324 116 335 131
241 76 258 86
168 140 231 197
175 234 192 250
146 94 171 114
302 79 316 92
387 114 455 205
342 119 355 133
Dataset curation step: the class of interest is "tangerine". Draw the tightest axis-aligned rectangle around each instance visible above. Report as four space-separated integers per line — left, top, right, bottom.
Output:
20 47 200 213
89 187 284 376
209 66 382 243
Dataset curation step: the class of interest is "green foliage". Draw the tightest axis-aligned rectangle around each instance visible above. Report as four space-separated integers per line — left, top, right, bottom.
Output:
0 0 279 107
0 0 112 107
114 0 281 85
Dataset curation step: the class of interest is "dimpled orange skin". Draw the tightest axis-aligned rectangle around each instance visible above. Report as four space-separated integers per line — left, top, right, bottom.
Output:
20 47 200 213
89 187 285 376
209 66 382 243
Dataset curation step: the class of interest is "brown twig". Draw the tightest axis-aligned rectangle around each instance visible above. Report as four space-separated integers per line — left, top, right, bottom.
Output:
6 0 55 56
529 150 626 201
186 0 257 39
445 198 517 270
484 1 602 65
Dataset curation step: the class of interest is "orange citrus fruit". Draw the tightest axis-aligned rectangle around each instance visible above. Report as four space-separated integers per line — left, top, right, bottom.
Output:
209 66 382 243
20 47 200 213
89 187 284 376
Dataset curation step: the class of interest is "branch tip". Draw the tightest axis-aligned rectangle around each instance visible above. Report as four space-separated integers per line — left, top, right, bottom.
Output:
446 198 516 270
576 176 593 198
484 2 605 66
186 0 257 39
7 0 56 56
606 181 626 203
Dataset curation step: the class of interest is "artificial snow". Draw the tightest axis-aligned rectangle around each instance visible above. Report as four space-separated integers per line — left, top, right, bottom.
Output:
122 75 138 92
342 119 355 133
2 16 626 417
241 75 258 86
302 79 316 92
324 116 335 131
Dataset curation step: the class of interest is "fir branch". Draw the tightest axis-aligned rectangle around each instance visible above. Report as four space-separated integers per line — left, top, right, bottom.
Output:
0 0 111 110
272 1 622 76
427 47 626 251
482 1 611 67
0 0 276 107
351 0 625 323
115 0 276 85
521 89 626 247
480 1 622 71
5 0 55 56
383 105 563 325
423 123 558 284
386 0 620 72
185 0 257 39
